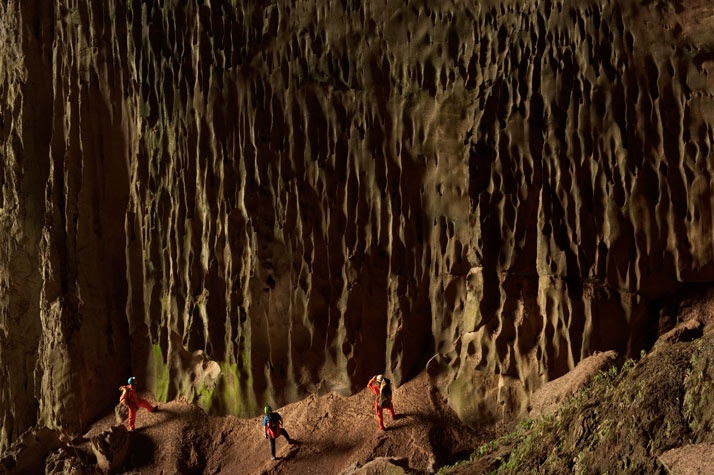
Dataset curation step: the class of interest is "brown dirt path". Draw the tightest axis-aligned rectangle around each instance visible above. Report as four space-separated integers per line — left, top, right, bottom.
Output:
76 372 486 474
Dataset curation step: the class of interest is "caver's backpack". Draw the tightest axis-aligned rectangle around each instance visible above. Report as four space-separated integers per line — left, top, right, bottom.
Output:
378 378 392 409
266 412 282 438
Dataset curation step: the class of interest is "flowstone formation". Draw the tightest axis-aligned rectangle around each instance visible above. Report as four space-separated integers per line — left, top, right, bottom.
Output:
1 0 713 451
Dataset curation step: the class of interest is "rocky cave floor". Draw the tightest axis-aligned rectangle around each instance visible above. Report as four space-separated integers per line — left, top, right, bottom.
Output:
6 299 714 475
9 372 489 475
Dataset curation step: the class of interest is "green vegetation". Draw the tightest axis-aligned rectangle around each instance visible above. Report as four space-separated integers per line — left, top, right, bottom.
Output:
150 344 170 402
186 359 261 418
439 335 714 475
682 338 714 442
436 419 536 474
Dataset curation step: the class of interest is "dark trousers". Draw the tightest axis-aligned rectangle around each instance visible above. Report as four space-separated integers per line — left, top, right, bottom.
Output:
269 429 291 458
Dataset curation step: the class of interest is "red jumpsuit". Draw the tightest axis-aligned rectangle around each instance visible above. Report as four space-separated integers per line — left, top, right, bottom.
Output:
367 375 396 430
119 384 155 431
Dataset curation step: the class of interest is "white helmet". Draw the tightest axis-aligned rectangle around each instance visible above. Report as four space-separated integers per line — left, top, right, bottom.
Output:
375 374 384 384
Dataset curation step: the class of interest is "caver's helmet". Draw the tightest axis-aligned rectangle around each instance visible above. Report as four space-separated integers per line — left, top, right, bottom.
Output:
127 376 136 385
375 374 383 384
264 404 272 415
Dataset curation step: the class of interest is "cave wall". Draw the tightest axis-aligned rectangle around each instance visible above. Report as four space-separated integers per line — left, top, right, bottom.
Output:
1 0 713 449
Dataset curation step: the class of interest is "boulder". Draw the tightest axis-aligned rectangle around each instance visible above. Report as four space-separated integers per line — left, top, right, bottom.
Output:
90 425 130 473
45 447 87 475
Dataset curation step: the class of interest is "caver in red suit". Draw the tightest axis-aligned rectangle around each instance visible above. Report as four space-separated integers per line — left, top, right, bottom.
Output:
367 374 396 430
119 376 157 431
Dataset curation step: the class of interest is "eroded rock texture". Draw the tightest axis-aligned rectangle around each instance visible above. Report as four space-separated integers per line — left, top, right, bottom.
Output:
1 0 713 450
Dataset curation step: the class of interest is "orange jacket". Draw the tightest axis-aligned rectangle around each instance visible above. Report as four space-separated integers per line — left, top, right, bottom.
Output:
119 384 139 409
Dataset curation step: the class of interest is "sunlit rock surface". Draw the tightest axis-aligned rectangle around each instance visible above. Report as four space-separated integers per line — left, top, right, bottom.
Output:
1 0 713 450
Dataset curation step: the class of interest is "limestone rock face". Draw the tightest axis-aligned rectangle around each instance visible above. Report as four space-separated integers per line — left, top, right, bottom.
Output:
1 0 714 450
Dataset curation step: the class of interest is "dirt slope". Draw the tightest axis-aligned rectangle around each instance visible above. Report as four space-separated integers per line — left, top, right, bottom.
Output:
439 299 714 475
75 373 486 475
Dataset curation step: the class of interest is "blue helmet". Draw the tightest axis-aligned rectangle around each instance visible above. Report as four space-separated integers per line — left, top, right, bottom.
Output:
127 376 136 385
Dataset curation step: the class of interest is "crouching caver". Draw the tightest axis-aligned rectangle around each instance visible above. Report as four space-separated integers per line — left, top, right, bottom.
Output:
262 404 295 460
119 376 158 431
